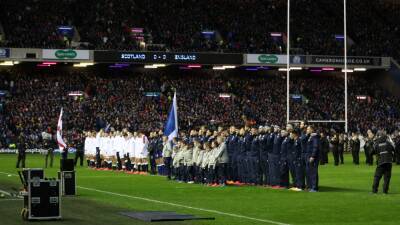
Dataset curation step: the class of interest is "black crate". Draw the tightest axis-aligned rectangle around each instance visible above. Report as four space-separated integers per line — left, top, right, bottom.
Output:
58 171 76 196
21 168 44 187
60 159 74 171
28 179 61 220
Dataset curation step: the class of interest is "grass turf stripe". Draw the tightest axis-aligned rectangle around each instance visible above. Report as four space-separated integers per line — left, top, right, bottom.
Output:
78 186 291 225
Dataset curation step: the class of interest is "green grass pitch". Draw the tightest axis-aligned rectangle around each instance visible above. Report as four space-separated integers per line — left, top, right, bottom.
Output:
0 153 399 225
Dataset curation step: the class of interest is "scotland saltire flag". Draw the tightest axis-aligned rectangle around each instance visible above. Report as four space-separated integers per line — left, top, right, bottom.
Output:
164 93 178 141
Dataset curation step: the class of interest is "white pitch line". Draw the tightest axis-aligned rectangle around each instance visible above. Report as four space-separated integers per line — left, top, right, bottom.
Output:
78 186 291 225
0 189 12 196
0 171 17 177
0 170 291 224
0 172 23 199
0 199 22 202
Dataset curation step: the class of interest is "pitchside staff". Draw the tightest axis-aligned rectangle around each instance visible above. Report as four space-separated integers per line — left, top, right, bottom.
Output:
74 135 85 167
394 132 400 165
371 130 394 194
364 130 375 166
16 135 26 168
42 128 55 168
350 132 360 165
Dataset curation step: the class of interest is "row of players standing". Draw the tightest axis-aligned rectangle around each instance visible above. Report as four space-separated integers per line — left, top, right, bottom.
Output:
225 123 320 191
160 122 321 191
84 129 155 172
160 122 396 193
80 122 396 193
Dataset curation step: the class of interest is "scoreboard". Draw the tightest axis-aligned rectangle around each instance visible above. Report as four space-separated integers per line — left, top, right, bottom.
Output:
94 51 243 65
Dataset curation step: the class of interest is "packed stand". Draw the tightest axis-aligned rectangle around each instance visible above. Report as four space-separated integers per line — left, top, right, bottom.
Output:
1 68 400 150
0 0 399 60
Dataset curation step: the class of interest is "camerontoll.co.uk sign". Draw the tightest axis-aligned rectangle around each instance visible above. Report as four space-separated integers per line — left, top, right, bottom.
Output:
42 49 89 60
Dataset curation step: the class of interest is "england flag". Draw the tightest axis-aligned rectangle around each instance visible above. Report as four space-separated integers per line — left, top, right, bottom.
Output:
57 108 67 150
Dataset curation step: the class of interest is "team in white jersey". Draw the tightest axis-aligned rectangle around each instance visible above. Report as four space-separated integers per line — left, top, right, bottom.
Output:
83 128 229 186
84 129 149 171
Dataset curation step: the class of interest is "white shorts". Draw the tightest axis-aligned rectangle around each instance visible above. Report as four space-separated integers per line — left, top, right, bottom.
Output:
138 152 148 159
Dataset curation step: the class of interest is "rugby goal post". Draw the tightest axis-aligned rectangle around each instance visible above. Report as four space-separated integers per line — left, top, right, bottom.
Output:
286 0 349 133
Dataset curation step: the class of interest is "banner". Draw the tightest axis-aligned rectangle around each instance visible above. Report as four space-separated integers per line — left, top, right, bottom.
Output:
246 54 383 67
309 56 382 66
94 51 243 64
246 54 304 65
43 49 89 60
0 148 76 154
0 48 10 58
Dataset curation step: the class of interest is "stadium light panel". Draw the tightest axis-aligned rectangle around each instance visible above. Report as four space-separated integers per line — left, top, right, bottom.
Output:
115 63 130 66
74 62 94 67
342 69 354 73
201 31 215 35
245 68 258 71
222 65 236 69
0 61 14 66
322 67 335 71
290 67 302 70
354 68 367 71
335 34 345 40
68 92 83 96
131 28 144 33
219 93 231 98
291 94 302 99
258 66 270 70
145 92 160 97
58 26 73 31
278 68 289 71
188 64 202 68
356 95 367 100
270 32 282 37
213 66 225 70
43 62 57 65
109 63 130 68
109 65 123 68
144 64 166 69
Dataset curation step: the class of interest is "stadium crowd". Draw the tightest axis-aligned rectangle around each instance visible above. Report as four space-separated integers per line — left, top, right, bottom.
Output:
0 68 400 151
0 0 399 60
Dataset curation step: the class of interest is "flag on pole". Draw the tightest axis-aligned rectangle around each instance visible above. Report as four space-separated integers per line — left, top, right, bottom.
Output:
104 123 111 132
57 108 67 150
164 93 178 141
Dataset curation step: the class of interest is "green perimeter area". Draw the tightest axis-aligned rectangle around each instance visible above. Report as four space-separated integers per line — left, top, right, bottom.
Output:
0 154 399 225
